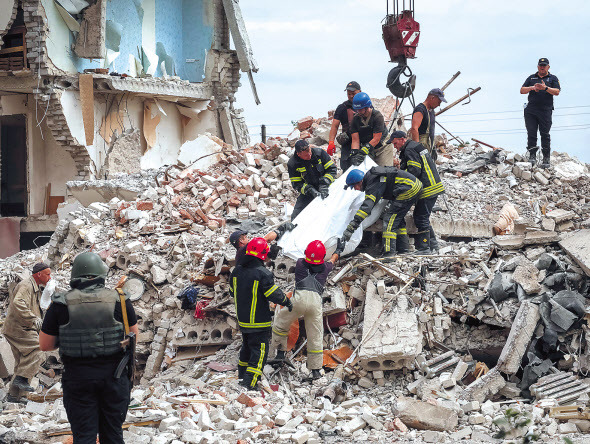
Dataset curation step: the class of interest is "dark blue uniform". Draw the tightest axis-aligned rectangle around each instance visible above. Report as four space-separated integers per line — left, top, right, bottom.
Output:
522 72 560 158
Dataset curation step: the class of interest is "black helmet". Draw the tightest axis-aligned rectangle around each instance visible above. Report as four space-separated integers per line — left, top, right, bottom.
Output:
71 252 108 280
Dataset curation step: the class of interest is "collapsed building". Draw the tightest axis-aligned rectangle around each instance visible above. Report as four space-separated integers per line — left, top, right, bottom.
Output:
0 0 257 257
1 93 590 442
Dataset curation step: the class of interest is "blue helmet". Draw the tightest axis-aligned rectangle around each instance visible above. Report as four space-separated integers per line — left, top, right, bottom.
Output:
344 169 365 189
352 92 372 110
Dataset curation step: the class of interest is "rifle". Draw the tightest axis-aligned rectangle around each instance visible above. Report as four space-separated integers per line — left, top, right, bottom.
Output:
115 288 136 385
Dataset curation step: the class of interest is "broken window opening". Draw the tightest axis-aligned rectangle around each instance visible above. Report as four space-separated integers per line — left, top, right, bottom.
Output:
0 114 27 217
0 6 27 72
19 231 53 252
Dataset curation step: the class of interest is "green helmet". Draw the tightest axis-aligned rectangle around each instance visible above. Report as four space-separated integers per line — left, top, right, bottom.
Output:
71 252 108 280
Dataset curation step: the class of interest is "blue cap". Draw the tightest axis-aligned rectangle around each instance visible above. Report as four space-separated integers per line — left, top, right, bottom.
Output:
229 230 247 248
294 139 310 152
428 88 447 103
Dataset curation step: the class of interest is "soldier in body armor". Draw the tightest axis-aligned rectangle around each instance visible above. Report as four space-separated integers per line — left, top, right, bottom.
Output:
40 252 138 444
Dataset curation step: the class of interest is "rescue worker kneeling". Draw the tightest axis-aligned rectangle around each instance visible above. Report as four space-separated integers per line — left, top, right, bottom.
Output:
339 167 422 258
39 252 138 444
229 237 292 389
270 240 343 380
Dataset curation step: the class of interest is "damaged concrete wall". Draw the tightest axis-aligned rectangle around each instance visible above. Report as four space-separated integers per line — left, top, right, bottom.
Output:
0 94 77 215
0 0 18 44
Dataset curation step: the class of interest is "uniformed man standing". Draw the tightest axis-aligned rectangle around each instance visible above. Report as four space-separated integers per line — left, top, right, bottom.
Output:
2 262 51 401
391 131 445 254
288 139 337 221
409 88 447 159
328 81 362 171
520 58 561 168
229 238 292 389
349 93 391 167
270 240 343 380
40 252 138 443
339 167 422 258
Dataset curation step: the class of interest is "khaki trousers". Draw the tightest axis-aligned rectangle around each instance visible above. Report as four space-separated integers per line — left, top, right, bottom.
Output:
271 289 324 370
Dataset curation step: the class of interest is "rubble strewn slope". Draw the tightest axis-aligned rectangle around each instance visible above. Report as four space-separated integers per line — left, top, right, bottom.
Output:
1 102 590 443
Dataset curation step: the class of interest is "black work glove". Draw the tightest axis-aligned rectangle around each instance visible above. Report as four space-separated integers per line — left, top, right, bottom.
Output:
285 298 293 312
307 187 320 198
334 238 345 256
268 244 280 260
350 150 366 166
342 225 355 243
275 221 297 239
319 185 329 200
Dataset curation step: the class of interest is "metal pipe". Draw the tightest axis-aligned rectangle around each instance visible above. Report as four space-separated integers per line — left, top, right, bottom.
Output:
261 124 266 144
441 71 461 91
436 86 481 116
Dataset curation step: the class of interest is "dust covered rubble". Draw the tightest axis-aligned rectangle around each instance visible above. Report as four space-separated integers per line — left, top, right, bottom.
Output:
1 112 590 442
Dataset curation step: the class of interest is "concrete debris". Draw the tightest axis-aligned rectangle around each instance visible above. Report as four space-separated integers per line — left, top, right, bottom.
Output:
1 105 590 443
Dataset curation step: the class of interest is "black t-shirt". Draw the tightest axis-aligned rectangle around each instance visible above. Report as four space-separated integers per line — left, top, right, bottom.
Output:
350 109 387 148
522 72 560 111
42 297 137 380
235 245 247 265
413 103 435 143
295 258 334 286
334 100 354 133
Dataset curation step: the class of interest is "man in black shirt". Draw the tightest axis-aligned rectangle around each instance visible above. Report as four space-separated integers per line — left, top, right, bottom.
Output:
287 139 337 221
328 81 361 171
520 58 561 168
409 88 447 160
40 252 138 444
349 93 390 166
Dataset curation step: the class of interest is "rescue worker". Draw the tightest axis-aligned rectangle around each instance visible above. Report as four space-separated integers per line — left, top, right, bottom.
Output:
349 92 391 167
2 262 51 402
270 239 344 379
229 237 293 389
409 88 447 159
229 221 297 264
391 130 445 254
39 252 138 443
339 167 422 258
288 139 337 221
520 58 560 168
328 81 362 171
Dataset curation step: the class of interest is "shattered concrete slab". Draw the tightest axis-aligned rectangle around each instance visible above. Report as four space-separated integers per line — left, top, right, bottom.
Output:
496 300 540 374
358 281 421 371
393 397 458 431
559 229 590 276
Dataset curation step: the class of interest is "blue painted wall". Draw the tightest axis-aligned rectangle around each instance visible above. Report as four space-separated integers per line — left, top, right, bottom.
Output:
68 0 214 83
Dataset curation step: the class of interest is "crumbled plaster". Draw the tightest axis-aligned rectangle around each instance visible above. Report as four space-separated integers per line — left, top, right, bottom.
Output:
102 128 142 176
74 0 107 59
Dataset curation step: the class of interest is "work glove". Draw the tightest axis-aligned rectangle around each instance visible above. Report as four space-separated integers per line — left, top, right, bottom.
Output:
268 244 281 260
334 238 346 256
342 225 356 243
319 185 329 200
33 317 43 332
327 141 336 156
307 187 320 199
275 221 297 239
350 150 366 166
285 298 293 312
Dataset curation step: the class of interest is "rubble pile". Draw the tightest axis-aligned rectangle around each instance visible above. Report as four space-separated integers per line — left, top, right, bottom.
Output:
1 103 590 442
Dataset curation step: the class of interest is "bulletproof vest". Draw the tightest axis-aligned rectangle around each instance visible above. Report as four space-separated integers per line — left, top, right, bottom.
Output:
58 288 125 358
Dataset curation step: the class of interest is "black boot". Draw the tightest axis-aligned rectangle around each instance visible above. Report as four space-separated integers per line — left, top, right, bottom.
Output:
541 150 550 169
414 231 431 255
311 369 322 379
6 394 27 404
239 372 260 390
12 376 33 392
429 227 439 254
238 365 247 381
527 147 538 166
396 230 410 255
268 350 285 366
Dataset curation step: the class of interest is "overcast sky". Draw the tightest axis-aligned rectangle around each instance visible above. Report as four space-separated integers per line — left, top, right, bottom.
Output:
235 0 590 163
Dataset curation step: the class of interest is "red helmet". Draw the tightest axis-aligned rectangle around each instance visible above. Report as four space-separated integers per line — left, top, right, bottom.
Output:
246 237 270 261
305 240 326 264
